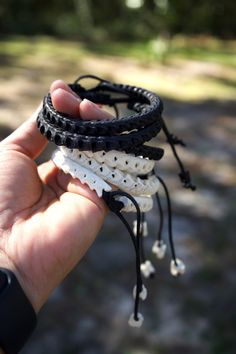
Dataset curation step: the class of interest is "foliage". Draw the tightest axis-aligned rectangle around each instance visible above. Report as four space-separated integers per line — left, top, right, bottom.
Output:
0 0 236 40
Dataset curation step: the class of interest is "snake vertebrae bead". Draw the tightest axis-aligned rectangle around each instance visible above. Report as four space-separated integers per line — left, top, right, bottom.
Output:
59 147 159 197
73 149 155 175
52 149 112 197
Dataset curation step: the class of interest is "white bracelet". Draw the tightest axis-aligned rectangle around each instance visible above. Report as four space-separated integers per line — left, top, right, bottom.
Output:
59 147 159 196
52 149 154 212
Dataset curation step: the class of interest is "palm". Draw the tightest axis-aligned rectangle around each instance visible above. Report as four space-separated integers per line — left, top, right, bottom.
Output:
0 147 104 311
0 81 110 311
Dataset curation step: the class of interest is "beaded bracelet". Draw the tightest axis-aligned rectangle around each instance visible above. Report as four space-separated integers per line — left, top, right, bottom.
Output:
38 74 196 328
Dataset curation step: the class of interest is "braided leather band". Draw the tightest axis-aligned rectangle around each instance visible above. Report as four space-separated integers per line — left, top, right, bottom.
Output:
37 77 164 160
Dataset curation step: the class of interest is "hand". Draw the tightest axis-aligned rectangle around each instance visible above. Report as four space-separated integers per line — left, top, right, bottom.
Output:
0 80 113 312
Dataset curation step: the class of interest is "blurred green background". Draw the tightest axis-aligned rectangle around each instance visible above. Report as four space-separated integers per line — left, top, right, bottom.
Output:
0 1 236 353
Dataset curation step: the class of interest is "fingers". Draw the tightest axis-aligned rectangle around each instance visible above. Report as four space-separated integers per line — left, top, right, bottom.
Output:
39 80 113 185
37 161 108 214
51 88 81 116
49 81 113 210
38 160 58 185
0 79 115 162
51 80 114 120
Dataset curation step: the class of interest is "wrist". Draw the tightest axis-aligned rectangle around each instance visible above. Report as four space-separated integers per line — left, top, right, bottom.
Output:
0 268 37 354
0 253 40 313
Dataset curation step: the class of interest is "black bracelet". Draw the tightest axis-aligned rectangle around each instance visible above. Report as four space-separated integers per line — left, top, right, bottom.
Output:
0 268 37 354
43 79 163 134
37 75 164 160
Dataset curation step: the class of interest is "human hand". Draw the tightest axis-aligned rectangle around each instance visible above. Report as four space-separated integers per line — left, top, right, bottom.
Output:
0 80 113 312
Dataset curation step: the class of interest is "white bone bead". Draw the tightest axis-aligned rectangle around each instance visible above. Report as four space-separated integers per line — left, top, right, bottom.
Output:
133 284 147 301
142 221 148 237
140 260 155 278
133 220 148 236
152 240 167 259
170 258 186 276
128 313 144 328
133 220 138 235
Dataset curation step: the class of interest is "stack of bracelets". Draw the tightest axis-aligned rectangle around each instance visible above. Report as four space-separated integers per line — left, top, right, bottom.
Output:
37 74 196 328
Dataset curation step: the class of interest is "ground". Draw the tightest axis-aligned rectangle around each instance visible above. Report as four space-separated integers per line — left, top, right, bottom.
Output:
0 36 236 354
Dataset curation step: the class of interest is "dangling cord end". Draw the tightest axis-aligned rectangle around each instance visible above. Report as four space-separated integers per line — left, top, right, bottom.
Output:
157 176 186 277
128 312 144 328
139 213 147 265
179 170 196 191
134 213 155 279
133 212 148 237
152 192 167 259
103 190 144 327
161 118 196 191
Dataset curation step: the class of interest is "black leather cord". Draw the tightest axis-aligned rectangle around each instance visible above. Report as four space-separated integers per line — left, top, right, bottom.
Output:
155 192 164 243
102 190 143 321
157 176 177 264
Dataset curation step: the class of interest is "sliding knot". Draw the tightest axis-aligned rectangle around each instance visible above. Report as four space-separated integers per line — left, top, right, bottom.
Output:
102 191 124 213
167 133 186 147
179 170 196 191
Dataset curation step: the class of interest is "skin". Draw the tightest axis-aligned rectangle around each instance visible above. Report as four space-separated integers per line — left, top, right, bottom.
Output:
0 79 114 326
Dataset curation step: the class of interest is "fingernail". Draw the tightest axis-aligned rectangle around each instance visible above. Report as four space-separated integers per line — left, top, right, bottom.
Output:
82 99 102 112
80 98 114 120
51 89 81 116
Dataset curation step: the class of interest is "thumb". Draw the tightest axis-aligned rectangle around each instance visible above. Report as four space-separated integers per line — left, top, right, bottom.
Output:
0 103 48 160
